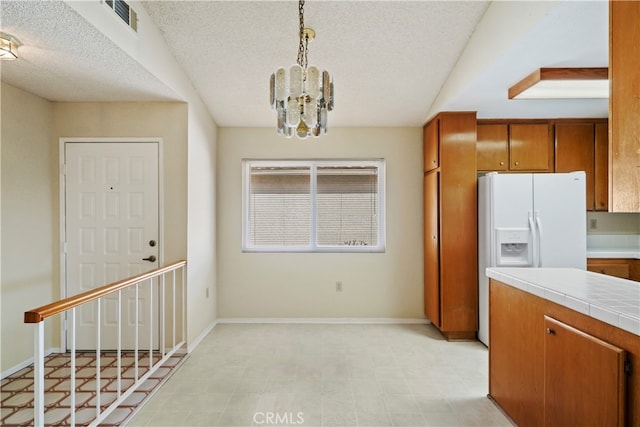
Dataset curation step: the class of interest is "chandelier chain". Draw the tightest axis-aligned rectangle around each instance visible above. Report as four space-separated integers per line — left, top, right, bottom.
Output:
297 0 308 69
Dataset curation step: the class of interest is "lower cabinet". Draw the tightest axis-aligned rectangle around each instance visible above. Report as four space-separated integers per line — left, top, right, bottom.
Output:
489 280 639 426
587 258 640 281
544 316 626 427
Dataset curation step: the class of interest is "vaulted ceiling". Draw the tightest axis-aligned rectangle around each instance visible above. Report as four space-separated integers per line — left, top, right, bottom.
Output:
1 1 608 128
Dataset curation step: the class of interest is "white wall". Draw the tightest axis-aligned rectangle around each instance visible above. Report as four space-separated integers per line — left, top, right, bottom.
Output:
1 83 56 373
217 127 424 319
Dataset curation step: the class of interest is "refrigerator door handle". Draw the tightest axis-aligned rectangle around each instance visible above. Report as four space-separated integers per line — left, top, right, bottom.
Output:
528 212 537 267
534 211 543 267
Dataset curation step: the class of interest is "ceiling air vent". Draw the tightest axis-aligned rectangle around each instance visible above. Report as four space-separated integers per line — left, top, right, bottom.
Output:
105 0 138 32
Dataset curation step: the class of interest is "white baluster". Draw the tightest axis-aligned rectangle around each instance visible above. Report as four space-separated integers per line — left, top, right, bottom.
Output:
33 322 44 426
70 308 76 426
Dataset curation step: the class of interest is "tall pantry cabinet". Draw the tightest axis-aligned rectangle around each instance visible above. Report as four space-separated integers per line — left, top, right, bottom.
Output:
423 112 478 340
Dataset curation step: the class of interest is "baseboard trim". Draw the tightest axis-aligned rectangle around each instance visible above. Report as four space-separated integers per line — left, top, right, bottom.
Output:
1 347 63 380
186 320 217 353
216 318 430 325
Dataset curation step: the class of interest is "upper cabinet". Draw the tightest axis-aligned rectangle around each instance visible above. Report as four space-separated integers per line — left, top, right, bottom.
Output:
477 121 553 172
509 123 553 171
594 123 608 211
476 124 508 171
555 121 608 212
610 1 640 212
423 117 439 172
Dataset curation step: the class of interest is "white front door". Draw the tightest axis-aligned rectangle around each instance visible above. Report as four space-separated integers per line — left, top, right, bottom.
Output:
64 141 160 350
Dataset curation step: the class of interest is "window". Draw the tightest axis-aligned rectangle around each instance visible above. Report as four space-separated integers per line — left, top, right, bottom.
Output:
243 160 385 252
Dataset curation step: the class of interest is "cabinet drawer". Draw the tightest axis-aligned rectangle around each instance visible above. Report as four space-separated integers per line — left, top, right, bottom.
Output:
587 261 630 279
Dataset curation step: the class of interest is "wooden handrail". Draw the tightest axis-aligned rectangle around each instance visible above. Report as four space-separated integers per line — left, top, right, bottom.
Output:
24 260 187 323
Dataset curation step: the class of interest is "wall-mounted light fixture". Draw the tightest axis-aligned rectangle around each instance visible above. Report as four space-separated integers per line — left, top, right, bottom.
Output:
0 32 21 60
508 67 608 99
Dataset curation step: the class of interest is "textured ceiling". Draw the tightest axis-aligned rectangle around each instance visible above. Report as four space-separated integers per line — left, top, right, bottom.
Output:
0 1 608 128
141 1 489 127
0 1 178 102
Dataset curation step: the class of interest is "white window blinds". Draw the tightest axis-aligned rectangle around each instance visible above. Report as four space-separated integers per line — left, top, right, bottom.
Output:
249 166 311 246
316 166 378 247
243 160 385 252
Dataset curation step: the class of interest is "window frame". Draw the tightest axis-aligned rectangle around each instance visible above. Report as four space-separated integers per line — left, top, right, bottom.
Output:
242 159 386 253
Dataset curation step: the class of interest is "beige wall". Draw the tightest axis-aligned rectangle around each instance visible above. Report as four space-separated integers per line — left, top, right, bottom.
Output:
217 127 424 319
186 104 218 347
52 102 189 264
1 83 56 373
1 98 193 374
587 211 640 234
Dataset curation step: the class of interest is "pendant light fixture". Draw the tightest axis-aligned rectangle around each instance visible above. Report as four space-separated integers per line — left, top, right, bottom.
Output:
269 0 334 139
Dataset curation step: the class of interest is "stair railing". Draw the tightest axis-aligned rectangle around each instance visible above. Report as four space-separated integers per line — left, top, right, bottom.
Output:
24 260 187 426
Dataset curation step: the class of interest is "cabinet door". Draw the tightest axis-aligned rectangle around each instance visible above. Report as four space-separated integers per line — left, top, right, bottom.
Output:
594 123 609 211
509 124 553 171
610 1 640 212
424 171 440 326
477 124 508 171
424 118 439 172
544 316 626 427
555 123 595 210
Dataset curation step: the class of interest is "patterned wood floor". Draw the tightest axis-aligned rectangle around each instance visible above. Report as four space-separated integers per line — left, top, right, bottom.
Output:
1 351 184 426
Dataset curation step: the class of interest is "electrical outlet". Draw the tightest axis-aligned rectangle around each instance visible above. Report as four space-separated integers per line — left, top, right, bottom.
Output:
590 219 597 230
336 281 343 292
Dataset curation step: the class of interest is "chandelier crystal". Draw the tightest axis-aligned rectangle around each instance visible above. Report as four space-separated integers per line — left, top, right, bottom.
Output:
269 0 334 139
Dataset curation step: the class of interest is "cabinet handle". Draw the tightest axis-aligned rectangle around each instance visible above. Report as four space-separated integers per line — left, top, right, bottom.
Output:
499 161 504 166
514 161 519 166
432 160 437 164
546 327 555 336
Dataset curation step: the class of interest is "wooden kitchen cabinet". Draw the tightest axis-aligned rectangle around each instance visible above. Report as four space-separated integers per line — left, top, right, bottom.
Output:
587 258 631 279
544 316 626 427
588 258 640 282
594 122 608 211
610 1 640 212
423 117 439 172
555 122 596 210
423 172 440 326
554 120 608 211
423 112 477 340
476 124 508 171
476 121 553 173
509 123 553 171
490 279 640 426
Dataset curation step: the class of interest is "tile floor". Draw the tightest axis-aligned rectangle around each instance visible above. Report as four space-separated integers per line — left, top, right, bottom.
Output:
129 323 512 427
0 351 184 426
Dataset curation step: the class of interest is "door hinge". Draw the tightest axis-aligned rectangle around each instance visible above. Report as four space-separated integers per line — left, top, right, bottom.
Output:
625 360 632 376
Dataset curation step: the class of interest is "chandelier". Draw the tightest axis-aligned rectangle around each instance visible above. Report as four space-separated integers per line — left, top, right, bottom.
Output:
269 0 334 139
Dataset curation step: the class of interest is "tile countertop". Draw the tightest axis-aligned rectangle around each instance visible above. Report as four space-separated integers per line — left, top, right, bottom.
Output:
587 234 640 259
486 267 640 336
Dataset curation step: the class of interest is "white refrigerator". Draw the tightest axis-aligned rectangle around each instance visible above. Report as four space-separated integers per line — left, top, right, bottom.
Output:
478 172 587 346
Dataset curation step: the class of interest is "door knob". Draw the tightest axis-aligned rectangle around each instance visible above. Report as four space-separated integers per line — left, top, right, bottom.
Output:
142 255 156 262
